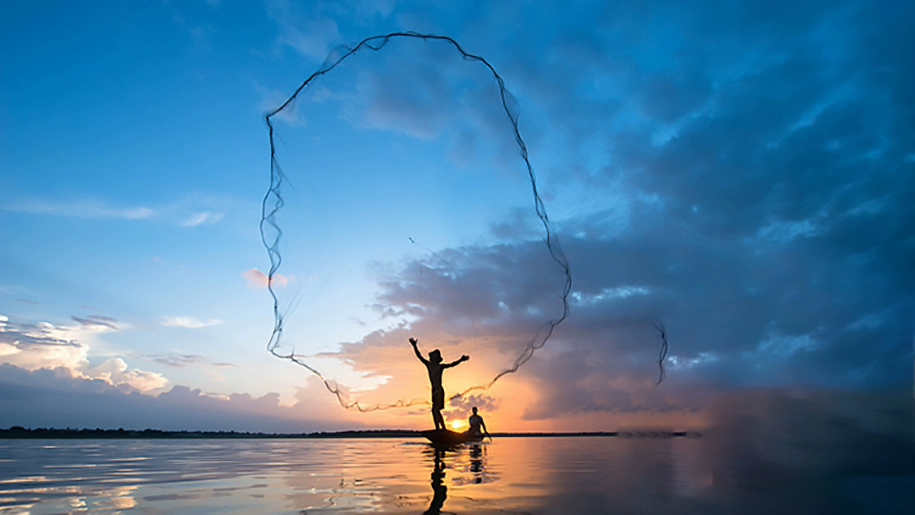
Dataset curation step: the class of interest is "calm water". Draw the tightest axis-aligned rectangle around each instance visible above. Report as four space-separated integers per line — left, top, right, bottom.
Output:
0 436 911 514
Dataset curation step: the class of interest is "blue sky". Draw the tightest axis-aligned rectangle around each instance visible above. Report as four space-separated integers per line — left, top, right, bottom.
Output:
1 0 913 432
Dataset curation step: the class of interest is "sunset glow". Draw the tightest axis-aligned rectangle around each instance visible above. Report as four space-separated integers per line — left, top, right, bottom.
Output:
1 0 910 435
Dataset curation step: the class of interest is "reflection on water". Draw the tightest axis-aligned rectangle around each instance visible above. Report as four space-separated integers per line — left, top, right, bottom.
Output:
0 432 911 514
424 449 447 515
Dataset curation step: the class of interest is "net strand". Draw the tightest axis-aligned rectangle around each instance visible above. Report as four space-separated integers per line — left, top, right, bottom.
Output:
653 323 670 385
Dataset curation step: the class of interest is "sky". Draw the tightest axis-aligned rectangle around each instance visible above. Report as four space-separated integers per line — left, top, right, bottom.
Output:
1 0 913 433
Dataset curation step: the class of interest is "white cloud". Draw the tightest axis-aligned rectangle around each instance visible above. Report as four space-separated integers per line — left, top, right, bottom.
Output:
2 197 231 228
87 358 168 392
667 352 721 370
0 315 167 393
1 199 156 220
181 211 224 227
160 316 224 329
243 269 290 289
0 343 20 358
145 353 236 369
571 286 651 305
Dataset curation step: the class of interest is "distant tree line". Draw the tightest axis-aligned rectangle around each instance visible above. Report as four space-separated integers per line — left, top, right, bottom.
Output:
1 426 699 439
0 426 421 439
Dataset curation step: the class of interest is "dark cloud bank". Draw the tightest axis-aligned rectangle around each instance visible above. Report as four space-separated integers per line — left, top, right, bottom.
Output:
331 0 914 418
0 365 348 433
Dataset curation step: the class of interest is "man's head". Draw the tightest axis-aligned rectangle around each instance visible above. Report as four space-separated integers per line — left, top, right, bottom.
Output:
471 407 478 415
429 349 442 363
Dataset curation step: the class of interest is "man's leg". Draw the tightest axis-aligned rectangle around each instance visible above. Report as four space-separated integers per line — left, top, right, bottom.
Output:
433 409 445 430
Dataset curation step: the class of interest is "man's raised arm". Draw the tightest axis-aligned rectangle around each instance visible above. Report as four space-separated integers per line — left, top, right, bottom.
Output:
410 337 429 364
444 355 470 368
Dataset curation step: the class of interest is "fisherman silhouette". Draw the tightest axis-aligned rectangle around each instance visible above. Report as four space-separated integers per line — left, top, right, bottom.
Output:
410 337 469 430
467 406 491 440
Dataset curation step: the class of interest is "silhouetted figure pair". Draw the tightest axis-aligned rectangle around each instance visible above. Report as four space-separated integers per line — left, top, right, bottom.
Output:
410 337 469 430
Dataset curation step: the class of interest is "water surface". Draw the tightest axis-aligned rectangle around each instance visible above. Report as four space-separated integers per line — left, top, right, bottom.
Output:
0 436 910 514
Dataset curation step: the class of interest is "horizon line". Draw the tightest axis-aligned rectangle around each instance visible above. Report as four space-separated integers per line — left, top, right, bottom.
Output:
1 426 702 439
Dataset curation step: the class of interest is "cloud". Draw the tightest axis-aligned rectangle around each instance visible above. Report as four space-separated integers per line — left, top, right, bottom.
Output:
0 315 105 372
180 211 224 227
1 199 155 220
145 353 236 369
71 315 119 330
86 357 169 392
316 200 911 419
160 316 224 329
0 364 355 432
248 0 915 426
265 0 341 61
448 393 498 420
0 315 167 393
243 269 290 289
2 196 233 228
273 34 530 169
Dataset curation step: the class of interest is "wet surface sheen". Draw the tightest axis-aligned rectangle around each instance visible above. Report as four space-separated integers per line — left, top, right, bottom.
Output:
0 437 910 514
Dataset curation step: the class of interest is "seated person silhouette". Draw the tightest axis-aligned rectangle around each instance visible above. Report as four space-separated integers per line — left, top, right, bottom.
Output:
467 406 491 440
410 337 469 430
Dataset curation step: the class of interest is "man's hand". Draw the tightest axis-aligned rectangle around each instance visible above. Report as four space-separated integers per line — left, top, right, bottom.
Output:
460 355 470 362
409 337 418 346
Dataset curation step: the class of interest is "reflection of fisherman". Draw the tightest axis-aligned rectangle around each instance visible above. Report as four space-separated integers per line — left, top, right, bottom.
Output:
469 443 484 483
467 406 491 440
423 449 447 515
410 337 469 430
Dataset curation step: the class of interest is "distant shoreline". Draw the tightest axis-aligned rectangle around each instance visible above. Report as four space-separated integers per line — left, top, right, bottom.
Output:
0 427 700 439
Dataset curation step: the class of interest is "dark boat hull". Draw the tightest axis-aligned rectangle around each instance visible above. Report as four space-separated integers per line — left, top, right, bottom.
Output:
421 429 484 447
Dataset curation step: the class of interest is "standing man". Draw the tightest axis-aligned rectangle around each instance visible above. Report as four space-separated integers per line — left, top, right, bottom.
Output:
410 337 469 430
